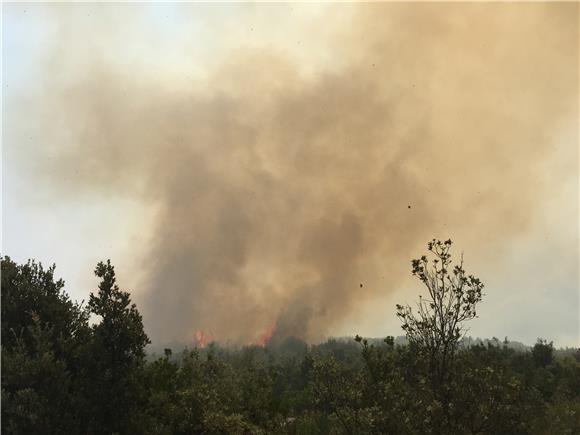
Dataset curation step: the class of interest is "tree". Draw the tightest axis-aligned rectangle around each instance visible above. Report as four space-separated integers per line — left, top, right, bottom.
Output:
84 260 150 434
2 315 77 435
532 339 554 368
307 354 370 435
1 256 89 357
1 256 90 434
395 239 484 429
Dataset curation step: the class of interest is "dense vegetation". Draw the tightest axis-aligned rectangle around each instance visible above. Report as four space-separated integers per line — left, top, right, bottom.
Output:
2 241 579 434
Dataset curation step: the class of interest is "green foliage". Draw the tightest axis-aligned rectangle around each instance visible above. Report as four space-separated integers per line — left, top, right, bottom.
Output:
1 256 89 357
1 256 150 434
2 316 76 434
395 239 485 433
84 260 151 433
1 257 89 434
532 339 554 368
449 346 542 434
2 251 579 435
396 240 483 372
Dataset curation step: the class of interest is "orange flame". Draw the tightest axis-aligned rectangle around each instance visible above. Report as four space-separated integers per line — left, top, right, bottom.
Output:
193 330 213 348
255 323 277 347
194 326 276 348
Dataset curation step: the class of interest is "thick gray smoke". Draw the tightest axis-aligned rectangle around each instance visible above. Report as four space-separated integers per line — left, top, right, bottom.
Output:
9 3 578 343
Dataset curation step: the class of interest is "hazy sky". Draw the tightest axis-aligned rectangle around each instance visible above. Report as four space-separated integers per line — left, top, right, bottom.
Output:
2 2 578 347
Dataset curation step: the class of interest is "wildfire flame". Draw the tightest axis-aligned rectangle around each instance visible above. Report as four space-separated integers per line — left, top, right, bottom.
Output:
255 323 277 347
193 324 276 348
193 330 213 348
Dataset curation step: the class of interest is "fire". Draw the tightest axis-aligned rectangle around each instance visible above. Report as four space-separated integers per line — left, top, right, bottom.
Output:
193 330 213 348
193 325 277 348
255 323 277 347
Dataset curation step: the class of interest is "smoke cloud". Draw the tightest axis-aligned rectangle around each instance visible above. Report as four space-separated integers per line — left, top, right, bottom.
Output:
8 3 578 343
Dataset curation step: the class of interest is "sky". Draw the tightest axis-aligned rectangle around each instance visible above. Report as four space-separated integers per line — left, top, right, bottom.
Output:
2 2 579 347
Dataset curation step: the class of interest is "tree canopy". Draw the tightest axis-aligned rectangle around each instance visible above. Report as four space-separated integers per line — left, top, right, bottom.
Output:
2 242 579 434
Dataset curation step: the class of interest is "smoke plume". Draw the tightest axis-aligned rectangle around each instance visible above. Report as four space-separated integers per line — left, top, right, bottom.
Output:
8 3 578 343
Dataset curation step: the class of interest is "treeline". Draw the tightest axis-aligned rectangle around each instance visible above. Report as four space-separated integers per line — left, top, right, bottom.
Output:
2 242 580 434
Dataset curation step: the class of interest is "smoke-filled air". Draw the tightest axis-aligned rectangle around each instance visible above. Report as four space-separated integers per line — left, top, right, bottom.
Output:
4 3 578 345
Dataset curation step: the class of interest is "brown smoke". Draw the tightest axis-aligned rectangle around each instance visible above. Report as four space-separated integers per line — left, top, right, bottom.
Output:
11 3 578 343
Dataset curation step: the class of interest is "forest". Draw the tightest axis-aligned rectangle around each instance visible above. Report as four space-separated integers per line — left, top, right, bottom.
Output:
2 240 579 434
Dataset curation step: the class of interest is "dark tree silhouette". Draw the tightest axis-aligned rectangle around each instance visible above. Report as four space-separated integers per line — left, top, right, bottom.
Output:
532 339 554 368
396 239 484 430
3 254 579 435
85 260 150 434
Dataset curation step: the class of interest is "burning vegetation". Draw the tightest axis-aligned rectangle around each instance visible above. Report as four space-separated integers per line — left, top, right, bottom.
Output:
255 324 277 347
193 323 278 348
